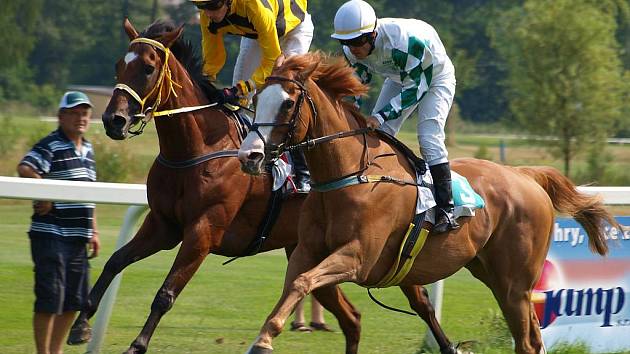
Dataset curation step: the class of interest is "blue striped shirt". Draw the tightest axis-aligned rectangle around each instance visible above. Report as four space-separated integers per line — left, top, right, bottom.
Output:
20 128 97 240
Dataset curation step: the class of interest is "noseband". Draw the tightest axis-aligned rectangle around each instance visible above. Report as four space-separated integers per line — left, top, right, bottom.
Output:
114 37 217 136
250 76 317 159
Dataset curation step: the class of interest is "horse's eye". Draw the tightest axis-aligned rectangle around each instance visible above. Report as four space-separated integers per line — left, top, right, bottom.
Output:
282 99 294 110
144 65 155 76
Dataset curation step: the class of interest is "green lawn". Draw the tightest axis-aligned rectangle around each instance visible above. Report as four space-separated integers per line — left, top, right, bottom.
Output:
0 200 516 354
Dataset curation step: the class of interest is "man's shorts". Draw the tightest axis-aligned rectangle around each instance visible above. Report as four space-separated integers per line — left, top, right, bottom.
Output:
30 235 89 314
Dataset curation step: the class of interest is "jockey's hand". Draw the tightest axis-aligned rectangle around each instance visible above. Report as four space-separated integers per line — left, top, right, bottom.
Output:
366 115 381 130
220 86 240 105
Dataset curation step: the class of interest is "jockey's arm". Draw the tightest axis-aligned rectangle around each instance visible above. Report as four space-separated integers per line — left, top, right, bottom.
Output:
248 1 282 88
343 47 371 109
376 39 433 123
200 11 227 81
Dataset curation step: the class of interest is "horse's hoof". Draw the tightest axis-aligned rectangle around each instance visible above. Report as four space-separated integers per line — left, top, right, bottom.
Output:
66 320 92 345
246 344 274 354
123 343 147 354
439 344 458 354
454 340 478 354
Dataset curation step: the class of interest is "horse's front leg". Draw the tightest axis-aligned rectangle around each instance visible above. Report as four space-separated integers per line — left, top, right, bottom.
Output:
247 240 362 354
68 212 180 345
124 219 217 354
311 285 362 354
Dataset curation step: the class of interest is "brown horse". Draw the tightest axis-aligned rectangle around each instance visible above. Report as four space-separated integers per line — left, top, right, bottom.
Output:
67 20 456 354
237 52 619 354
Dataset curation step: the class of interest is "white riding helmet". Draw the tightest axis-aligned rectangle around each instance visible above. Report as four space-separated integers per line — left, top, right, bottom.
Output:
331 0 377 40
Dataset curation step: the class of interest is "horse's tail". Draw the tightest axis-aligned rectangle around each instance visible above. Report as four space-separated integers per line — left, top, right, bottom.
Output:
516 166 617 256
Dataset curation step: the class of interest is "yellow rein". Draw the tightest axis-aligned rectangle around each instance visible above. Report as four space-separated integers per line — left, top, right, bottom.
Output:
114 37 216 120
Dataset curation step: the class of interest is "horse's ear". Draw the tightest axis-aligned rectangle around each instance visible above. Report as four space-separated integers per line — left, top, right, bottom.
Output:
298 62 319 82
274 54 286 69
123 18 139 40
161 24 185 48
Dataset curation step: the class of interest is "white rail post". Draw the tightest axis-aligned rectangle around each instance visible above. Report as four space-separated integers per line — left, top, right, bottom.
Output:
86 205 148 354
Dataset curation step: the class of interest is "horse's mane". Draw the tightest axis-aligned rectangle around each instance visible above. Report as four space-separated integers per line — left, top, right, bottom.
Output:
141 21 222 103
278 52 369 101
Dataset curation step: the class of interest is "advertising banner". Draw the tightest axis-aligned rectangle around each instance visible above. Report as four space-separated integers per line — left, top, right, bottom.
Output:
533 217 630 352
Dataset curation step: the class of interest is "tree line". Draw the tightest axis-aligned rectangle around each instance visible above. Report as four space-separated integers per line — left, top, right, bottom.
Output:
1 0 629 175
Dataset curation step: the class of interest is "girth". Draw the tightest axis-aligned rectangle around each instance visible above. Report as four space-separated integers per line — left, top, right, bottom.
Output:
372 212 430 288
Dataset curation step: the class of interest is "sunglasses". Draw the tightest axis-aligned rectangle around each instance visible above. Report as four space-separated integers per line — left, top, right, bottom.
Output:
338 34 371 48
194 0 225 11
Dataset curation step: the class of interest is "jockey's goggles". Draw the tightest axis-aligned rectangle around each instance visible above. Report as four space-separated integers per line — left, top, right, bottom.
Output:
192 0 226 11
338 33 372 47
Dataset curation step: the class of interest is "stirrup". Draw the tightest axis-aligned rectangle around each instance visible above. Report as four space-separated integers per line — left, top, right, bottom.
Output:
294 179 311 193
433 208 460 234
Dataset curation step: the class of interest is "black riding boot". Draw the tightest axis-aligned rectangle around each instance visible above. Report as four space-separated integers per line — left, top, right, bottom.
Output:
290 150 311 193
430 162 460 233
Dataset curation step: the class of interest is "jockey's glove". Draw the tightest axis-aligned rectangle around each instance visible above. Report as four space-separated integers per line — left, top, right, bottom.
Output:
220 86 240 105
235 79 255 97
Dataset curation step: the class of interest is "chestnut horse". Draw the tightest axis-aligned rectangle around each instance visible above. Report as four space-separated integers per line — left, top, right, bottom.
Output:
237 52 618 354
67 21 456 354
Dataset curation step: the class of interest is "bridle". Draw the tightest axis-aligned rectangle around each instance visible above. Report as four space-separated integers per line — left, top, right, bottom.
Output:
251 75 374 159
114 37 217 136
248 73 422 194
249 76 317 160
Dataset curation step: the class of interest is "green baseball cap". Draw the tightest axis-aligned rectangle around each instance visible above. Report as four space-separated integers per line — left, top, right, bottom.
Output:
59 91 93 109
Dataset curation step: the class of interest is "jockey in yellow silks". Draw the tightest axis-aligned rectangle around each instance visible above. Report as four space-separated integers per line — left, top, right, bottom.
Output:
191 0 314 192
191 0 312 102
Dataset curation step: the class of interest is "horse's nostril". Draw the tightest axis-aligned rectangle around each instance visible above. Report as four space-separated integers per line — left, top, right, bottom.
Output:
248 152 264 162
112 115 127 129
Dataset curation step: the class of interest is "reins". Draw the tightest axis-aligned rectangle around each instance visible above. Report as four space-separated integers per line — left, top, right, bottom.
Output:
285 127 371 151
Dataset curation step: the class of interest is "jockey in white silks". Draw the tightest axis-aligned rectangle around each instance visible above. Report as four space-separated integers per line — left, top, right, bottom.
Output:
332 0 459 233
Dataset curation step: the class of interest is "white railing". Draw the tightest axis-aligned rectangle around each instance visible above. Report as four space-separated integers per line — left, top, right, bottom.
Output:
1 176 629 353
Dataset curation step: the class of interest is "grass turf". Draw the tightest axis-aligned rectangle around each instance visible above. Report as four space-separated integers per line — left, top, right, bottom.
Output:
1 200 517 354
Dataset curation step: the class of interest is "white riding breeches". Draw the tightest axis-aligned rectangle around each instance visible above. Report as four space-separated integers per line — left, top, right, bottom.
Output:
232 13 314 86
373 78 455 166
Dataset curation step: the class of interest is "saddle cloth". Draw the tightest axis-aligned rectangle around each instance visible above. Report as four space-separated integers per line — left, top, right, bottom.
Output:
417 170 485 224
270 153 299 194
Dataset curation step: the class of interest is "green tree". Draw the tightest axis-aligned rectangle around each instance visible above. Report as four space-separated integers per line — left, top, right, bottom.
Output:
0 1 44 103
490 0 628 175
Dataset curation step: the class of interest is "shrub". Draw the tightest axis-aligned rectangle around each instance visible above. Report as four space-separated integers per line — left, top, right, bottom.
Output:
25 121 55 149
0 115 19 157
91 133 135 182
474 143 494 161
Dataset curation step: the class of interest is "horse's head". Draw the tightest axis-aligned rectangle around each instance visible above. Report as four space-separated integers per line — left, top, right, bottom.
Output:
238 55 319 175
103 18 184 140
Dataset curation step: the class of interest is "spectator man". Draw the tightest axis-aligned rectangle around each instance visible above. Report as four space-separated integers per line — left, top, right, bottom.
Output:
17 91 100 354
